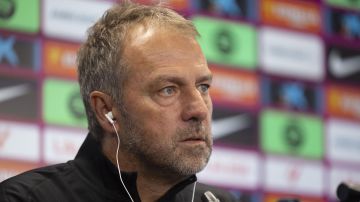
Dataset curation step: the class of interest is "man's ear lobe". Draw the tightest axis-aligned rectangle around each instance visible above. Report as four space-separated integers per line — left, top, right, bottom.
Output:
89 91 116 133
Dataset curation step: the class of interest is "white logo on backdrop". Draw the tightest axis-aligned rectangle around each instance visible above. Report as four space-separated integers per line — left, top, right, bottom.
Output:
260 27 324 81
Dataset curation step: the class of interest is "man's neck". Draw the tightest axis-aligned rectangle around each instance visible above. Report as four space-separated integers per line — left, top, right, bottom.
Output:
136 170 187 202
101 135 137 172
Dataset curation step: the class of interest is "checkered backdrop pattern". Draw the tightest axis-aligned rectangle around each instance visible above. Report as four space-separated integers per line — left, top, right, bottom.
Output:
0 0 360 201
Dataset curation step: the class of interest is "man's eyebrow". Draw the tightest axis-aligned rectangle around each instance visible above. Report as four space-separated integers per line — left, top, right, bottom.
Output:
197 74 213 83
152 75 186 85
150 73 213 87
148 75 186 89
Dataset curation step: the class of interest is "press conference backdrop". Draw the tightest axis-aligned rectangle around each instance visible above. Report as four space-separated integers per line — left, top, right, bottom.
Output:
0 0 359 201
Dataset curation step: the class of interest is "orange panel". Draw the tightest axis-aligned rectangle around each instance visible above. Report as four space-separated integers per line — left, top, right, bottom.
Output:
327 85 360 121
43 40 80 79
261 0 321 33
210 66 259 107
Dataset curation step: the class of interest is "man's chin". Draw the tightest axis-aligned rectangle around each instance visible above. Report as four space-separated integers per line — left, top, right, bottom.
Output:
174 160 208 176
171 151 211 175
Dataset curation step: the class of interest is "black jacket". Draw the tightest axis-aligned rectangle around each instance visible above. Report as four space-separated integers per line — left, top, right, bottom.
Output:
0 134 236 202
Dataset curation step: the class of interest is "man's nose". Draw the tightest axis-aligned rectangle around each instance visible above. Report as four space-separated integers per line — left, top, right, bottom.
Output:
181 89 210 122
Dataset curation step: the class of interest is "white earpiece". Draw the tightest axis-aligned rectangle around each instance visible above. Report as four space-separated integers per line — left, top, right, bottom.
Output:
105 111 114 124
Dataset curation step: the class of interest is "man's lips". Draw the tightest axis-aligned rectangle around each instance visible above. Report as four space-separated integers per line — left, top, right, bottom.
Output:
181 137 206 143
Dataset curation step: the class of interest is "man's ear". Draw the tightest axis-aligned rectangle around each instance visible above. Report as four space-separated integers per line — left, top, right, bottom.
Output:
89 91 119 134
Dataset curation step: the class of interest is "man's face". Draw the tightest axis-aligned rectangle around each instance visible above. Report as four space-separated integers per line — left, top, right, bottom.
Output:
118 25 213 177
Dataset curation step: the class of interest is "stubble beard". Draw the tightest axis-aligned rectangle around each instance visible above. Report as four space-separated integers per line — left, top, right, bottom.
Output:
119 112 213 177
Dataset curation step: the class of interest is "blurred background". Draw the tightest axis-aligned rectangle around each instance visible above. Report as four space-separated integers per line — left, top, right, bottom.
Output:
0 0 359 201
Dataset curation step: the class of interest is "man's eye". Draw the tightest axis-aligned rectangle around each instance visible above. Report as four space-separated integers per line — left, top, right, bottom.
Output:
198 84 210 93
160 87 176 97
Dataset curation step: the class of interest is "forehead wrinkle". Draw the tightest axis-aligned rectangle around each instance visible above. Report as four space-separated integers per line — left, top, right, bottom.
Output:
145 51 197 67
137 47 205 70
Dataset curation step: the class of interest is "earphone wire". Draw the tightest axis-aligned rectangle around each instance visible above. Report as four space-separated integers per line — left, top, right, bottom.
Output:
111 123 135 202
191 181 197 202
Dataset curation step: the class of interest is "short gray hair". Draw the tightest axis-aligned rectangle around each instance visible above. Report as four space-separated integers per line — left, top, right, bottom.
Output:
77 1 198 141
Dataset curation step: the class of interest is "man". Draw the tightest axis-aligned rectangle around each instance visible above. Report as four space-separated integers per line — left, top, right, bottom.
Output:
0 2 235 202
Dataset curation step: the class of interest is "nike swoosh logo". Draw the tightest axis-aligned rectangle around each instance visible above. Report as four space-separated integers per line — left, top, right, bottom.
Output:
212 114 250 139
0 84 31 103
329 50 360 78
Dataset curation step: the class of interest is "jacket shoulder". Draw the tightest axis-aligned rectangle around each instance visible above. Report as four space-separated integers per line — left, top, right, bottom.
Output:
0 162 73 202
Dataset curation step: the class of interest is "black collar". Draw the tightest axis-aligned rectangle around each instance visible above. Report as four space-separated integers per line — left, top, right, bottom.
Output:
73 133 197 202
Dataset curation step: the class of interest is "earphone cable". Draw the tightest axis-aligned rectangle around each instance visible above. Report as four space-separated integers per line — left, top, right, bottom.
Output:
191 181 197 202
112 123 135 202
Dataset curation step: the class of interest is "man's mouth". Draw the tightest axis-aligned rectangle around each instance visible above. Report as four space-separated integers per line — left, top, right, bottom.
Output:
181 137 206 144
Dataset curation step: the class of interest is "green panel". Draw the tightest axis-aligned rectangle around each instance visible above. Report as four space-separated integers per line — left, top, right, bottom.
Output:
325 0 360 10
260 109 323 159
192 16 257 69
0 0 40 33
43 79 87 128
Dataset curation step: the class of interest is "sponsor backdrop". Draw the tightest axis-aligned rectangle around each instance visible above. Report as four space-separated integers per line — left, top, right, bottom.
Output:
0 0 359 201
